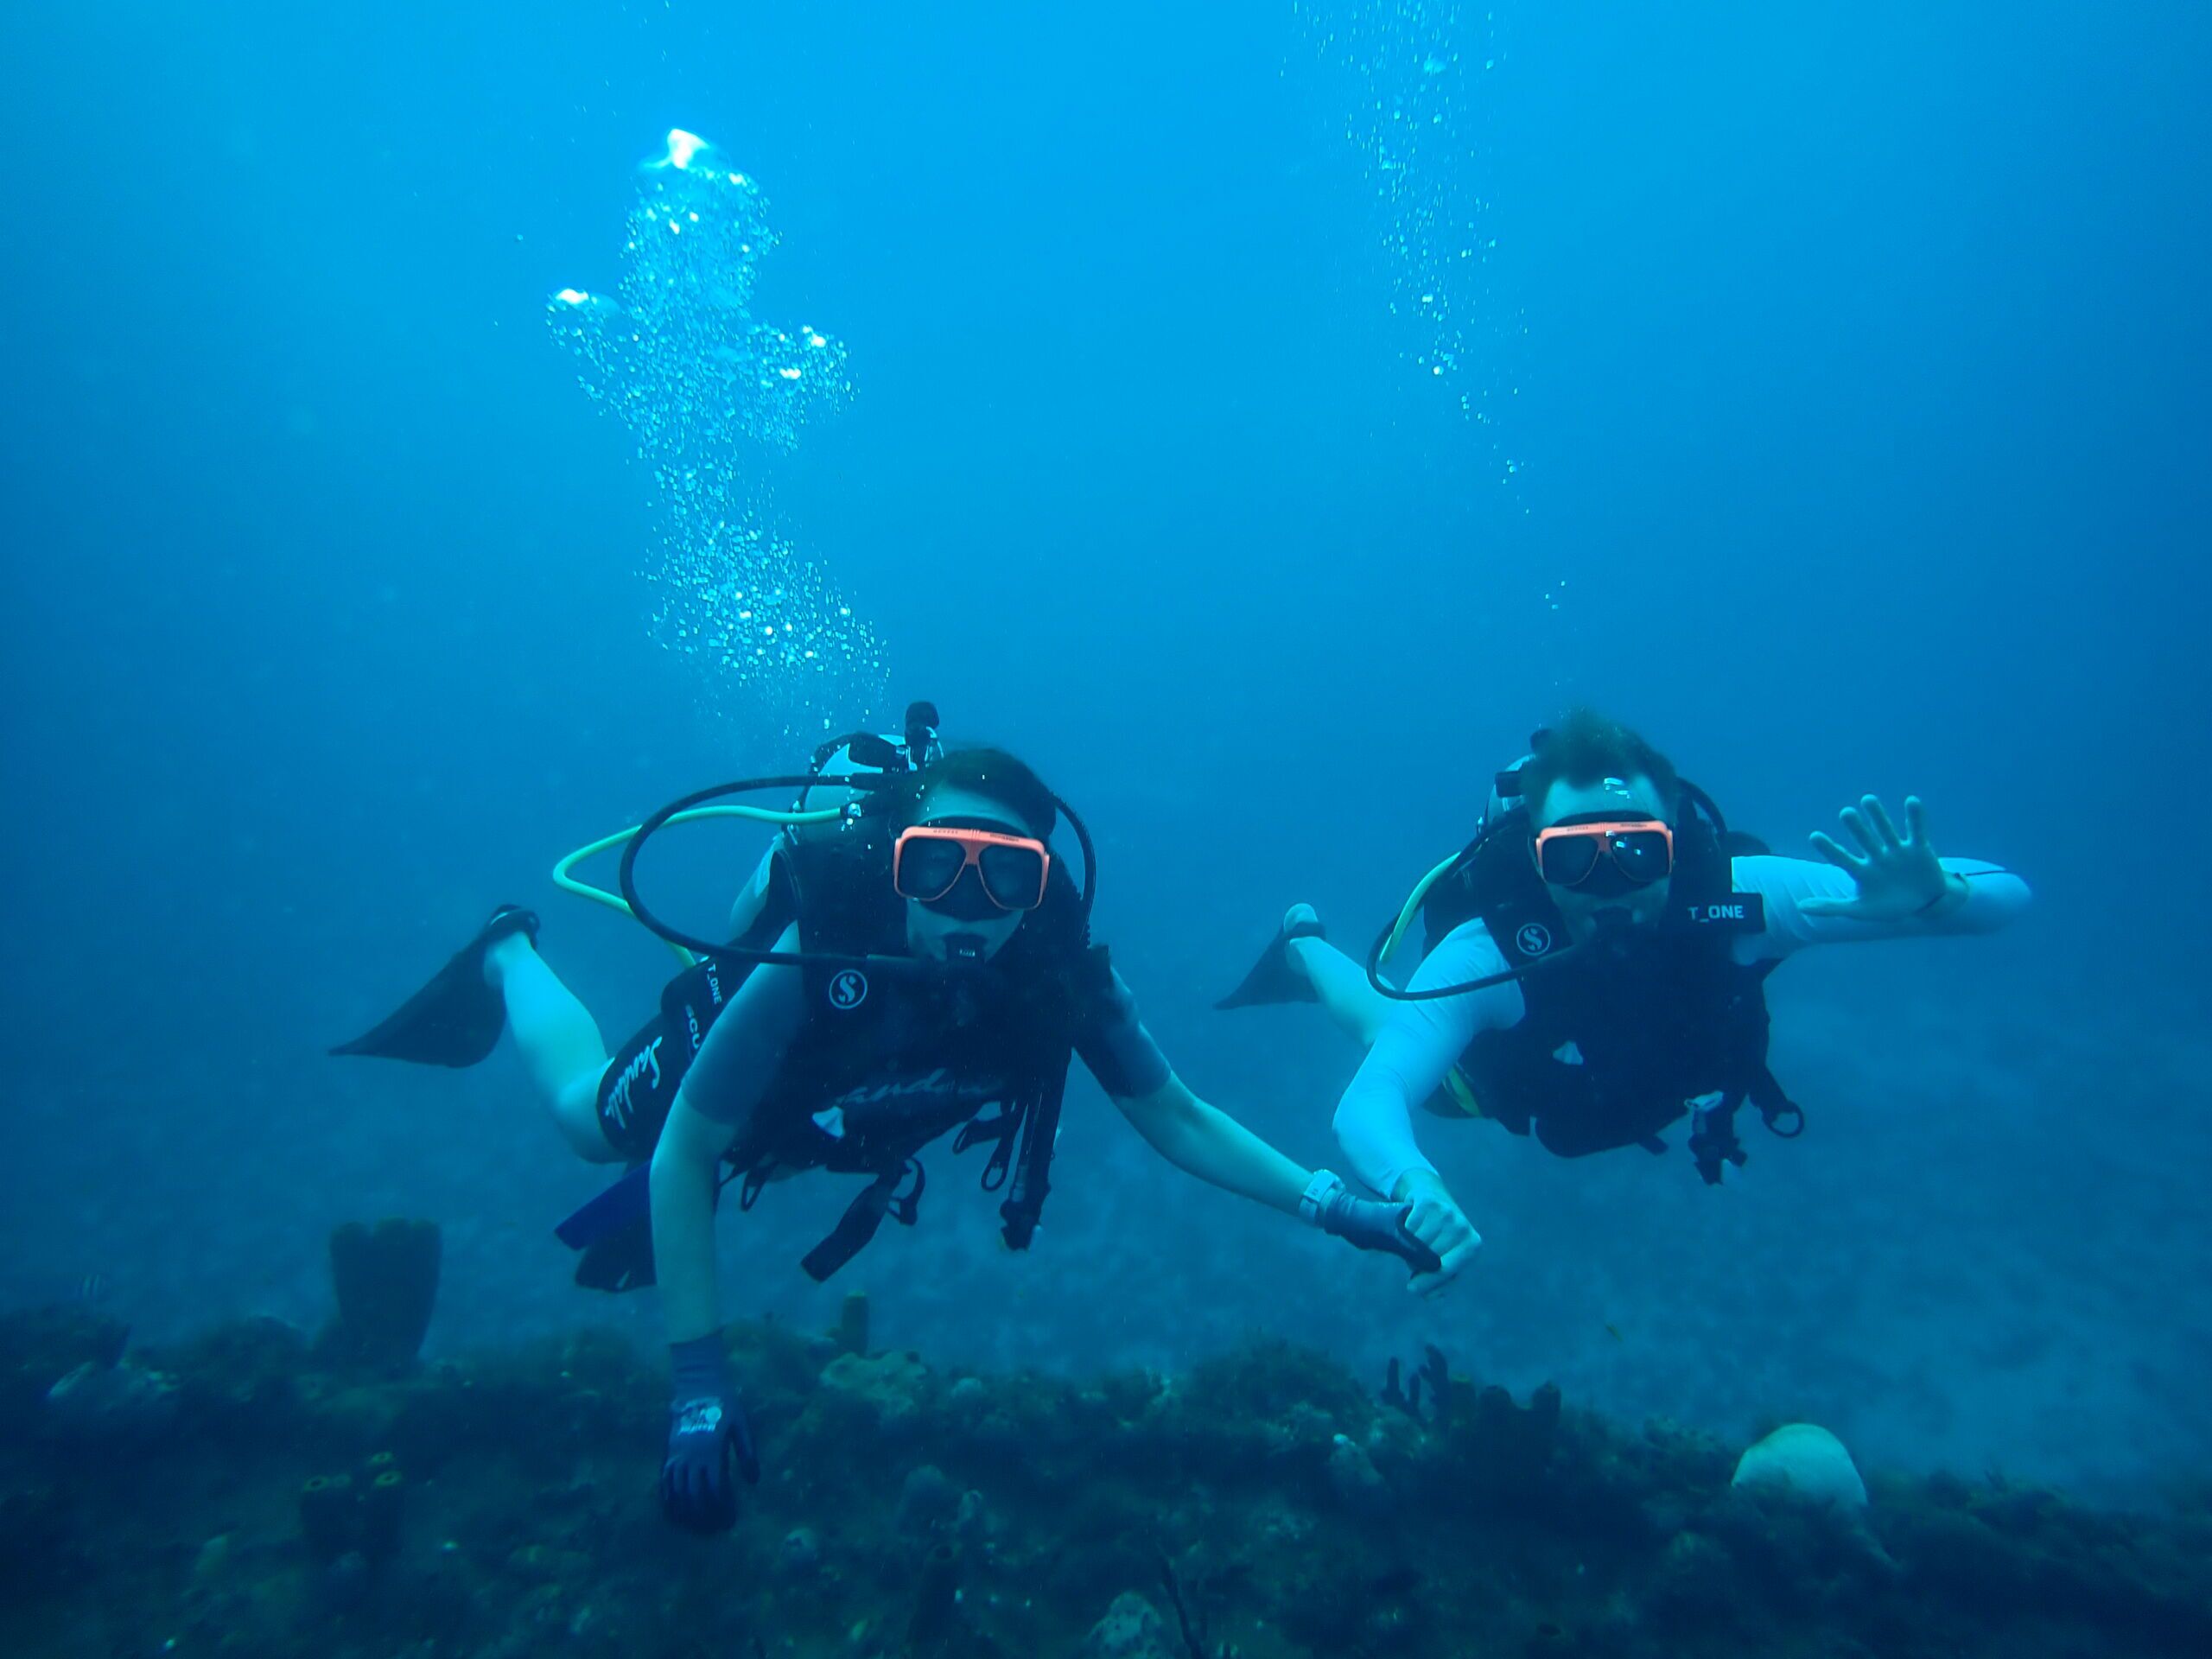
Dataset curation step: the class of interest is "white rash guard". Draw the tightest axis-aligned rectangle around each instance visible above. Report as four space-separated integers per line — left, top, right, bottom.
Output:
1332 855 2031 1198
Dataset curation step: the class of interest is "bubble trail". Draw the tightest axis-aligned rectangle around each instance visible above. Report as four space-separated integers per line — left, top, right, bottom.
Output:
550 130 884 727
1298 3 1522 485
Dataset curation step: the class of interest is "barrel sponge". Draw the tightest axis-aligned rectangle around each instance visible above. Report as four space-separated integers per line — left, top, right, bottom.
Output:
1731 1423 1869 1509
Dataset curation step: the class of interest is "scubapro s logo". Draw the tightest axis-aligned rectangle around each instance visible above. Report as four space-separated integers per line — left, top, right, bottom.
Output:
1516 923 1554 958
828 969 869 1011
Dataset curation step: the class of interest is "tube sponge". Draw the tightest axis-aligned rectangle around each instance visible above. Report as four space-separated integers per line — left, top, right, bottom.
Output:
328 1219 441 1370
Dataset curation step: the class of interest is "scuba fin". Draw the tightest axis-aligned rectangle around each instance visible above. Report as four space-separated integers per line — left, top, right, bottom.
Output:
1217 913 1328 1010
330 906 539 1067
554 1163 652 1252
555 1165 659 1292
556 1160 735 1293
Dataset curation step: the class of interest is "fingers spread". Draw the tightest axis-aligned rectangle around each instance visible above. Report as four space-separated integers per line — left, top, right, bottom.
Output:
1808 830 1864 872
1862 796 1903 852
1904 794 1930 849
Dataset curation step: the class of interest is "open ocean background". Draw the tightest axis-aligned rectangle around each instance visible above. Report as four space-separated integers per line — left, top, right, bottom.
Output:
3 2 2207 1503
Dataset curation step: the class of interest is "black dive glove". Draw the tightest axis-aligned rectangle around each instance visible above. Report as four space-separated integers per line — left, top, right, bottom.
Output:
1303 1172 1443 1276
660 1332 759 1532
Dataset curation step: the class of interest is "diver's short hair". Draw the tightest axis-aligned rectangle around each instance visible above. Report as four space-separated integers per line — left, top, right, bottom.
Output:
1519 708 1680 821
912 746 1058 837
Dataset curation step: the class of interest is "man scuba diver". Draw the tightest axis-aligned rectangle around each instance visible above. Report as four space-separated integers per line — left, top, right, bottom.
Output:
333 705 1431 1531
1220 708 2031 1298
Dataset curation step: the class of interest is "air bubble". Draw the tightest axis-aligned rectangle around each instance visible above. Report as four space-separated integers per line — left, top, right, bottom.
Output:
1299 0 1520 488
551 130 884 725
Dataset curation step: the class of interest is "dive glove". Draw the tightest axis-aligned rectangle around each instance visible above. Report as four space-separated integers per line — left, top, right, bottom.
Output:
660 1332 759 1532
1303 1172 1443 1274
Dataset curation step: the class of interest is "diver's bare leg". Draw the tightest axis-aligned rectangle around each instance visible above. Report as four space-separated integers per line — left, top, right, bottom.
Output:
1281 904 1395 1047
484 935 620 1163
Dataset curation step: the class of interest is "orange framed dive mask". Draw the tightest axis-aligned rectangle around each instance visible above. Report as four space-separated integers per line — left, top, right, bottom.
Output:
893 824 1052 912
1530 817 1675 892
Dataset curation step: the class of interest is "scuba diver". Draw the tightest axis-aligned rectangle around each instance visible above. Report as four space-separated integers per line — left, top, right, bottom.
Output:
333 703 1432 1531
1220 708 2031 1298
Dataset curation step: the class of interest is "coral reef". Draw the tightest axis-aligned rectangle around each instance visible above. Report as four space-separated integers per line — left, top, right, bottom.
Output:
1 1300 2207 1658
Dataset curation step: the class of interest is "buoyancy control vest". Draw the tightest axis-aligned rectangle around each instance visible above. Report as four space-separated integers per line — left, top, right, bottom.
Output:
1418 775 1805 1183
564 812 1108 1289
731 818 1106 1280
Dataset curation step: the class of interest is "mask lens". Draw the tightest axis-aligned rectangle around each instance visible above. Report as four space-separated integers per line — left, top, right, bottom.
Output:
920 872 1001 921
1536 833 1603 886
1608 829 1673 884
896 836 968 901
977 842 1048 911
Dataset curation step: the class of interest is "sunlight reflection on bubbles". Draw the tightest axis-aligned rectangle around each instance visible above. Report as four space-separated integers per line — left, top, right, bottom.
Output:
550 130 884 728
1296 3 1523 487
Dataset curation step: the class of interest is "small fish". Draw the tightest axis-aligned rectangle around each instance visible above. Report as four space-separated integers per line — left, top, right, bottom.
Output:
76 1273 110 1305
1604 1322 1624 1344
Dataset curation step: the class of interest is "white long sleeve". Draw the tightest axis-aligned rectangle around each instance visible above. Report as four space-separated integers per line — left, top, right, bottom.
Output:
1331 854 2031 1195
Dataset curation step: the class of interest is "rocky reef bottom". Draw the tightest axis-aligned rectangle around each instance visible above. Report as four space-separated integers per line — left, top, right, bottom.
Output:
3 1302 2208 1659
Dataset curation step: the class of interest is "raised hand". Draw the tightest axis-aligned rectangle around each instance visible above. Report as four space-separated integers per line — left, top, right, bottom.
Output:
1802 795 1960 921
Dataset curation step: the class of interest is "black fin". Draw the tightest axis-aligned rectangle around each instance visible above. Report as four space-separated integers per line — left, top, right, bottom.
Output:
330 906 538 1067
1217 916 1327 1010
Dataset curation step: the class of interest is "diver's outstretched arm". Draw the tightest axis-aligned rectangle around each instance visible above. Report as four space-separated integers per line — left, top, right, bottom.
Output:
650 1092 758 1531
647 925 809 1343
1329 922 1516 1294
1111 1073 1311 1215
644 938 806 1534
1093 965 1314 1214
649 1096 734 1344
1740 792 2030 950
1111 1075 1443 1271
1096 967 1429 1264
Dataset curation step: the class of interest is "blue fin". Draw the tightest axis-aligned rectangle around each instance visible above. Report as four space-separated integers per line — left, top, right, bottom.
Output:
555 1165 652 1251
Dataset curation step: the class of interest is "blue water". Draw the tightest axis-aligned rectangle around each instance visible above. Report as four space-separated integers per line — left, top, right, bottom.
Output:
3 2 2207 1502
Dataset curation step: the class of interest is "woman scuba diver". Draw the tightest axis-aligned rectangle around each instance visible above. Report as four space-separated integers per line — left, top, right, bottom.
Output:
333 707 1433 1531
